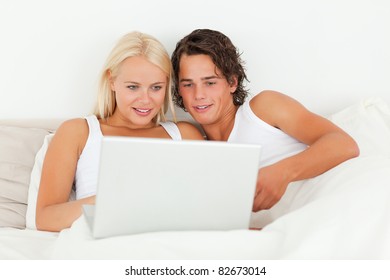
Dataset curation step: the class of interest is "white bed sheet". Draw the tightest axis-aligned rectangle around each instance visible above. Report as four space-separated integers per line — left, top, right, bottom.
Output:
0 228 57 260
1 97 389 260
50 155 390 259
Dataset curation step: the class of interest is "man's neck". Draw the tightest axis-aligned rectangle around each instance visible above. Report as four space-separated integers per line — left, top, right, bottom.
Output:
202 106 238 141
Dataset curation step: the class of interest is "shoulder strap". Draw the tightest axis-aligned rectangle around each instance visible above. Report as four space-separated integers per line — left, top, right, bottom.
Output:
159 121 182 140
84 115 103 137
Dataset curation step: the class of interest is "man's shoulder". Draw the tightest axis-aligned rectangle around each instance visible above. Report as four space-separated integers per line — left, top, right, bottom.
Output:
250 90 285 104
247 90 293 125
248 90 283 112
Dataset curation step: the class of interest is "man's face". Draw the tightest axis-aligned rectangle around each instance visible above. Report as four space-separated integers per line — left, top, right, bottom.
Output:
178 54 237 126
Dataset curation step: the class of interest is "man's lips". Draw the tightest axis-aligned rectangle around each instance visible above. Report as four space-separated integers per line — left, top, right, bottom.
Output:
193 104 212 111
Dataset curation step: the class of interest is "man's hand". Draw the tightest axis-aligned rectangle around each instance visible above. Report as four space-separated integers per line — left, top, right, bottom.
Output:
252 163 290 212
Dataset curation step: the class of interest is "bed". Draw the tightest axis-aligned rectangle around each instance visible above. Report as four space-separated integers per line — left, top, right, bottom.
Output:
1 97 390 260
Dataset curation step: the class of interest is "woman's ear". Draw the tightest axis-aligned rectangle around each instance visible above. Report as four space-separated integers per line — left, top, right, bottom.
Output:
108 70 115 91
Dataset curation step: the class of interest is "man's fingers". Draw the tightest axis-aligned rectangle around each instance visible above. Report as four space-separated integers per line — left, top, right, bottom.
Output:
252 191 277 212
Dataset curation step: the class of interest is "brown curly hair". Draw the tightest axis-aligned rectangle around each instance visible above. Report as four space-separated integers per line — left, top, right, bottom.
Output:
171 29 249 110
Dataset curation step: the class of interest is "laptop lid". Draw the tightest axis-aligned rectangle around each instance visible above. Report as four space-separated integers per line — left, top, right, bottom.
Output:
87 136 261 238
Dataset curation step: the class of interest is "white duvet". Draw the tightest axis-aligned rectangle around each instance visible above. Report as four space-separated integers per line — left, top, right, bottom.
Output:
51 155 390 259
50 98 390 260
0 228 57 259
1 98 389 260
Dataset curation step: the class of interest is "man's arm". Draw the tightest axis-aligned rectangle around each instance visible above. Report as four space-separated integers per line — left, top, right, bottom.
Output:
250 90 359 211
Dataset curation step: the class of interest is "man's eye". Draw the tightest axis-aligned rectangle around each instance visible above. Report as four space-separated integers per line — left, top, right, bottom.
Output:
182 83 192 88
207 81 216 86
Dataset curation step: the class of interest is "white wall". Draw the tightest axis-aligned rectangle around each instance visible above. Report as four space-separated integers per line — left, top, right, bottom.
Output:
1 0 389 119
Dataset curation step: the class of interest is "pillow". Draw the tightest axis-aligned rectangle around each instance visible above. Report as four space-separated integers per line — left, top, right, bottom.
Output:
25 134 53 229
0 125 50 229
328 97 390 157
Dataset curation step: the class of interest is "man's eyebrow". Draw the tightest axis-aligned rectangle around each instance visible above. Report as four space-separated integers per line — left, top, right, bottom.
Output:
179 76 220 83
179 78 193 83
202 76 220 80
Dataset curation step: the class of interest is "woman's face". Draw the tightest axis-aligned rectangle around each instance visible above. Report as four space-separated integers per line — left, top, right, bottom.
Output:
110 56 167 128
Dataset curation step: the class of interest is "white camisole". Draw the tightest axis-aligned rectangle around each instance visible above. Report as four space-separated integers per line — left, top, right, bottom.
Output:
228 101 307 168
74 115 181 199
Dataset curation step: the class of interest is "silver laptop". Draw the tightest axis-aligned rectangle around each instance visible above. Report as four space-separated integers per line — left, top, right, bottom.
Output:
83 136 262 238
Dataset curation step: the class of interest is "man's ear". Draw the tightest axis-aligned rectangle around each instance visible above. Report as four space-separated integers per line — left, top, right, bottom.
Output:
229 76 238 93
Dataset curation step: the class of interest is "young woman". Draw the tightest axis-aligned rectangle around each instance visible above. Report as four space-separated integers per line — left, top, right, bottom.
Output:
36 31 204 232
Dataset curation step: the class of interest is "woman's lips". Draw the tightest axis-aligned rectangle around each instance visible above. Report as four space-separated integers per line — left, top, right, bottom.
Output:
133 108 152 116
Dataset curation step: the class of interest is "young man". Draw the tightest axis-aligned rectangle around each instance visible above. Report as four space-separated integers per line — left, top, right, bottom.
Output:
171 29 359 214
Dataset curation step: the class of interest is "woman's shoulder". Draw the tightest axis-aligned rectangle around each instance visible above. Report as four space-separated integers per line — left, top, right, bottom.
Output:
53 118 90 143
57 118 88 132
176 121 205 140
47 118 90 156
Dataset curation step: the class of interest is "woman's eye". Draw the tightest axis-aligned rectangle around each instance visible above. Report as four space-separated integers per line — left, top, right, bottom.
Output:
152 85 162 91
182 83 192 88
127 85 138 90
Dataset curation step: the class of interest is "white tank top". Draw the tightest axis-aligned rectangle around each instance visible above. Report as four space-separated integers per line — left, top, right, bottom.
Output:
74 115 181 199
228 101 307 168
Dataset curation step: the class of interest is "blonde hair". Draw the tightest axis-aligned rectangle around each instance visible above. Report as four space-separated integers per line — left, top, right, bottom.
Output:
94 31 176 124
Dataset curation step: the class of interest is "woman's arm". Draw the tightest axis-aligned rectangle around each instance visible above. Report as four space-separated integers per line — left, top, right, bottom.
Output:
36 118 95 232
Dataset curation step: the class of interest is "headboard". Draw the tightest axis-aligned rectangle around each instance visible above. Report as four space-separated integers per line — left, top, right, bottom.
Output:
1 0 389 120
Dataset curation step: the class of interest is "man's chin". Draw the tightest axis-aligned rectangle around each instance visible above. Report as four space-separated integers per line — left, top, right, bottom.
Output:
185 109 213 125
192 117 213 126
